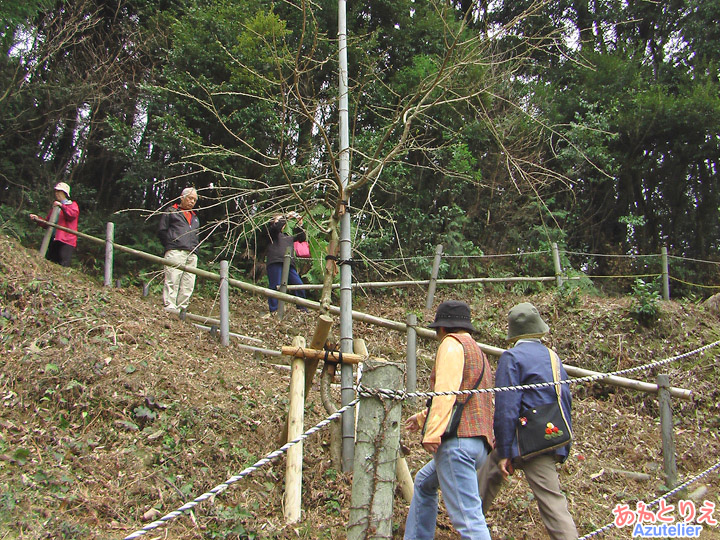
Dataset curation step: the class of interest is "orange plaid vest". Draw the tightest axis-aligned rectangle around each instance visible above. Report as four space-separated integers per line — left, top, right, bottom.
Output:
430 332 495 446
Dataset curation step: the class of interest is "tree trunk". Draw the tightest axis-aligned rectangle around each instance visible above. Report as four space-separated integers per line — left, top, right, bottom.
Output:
347 361 403 540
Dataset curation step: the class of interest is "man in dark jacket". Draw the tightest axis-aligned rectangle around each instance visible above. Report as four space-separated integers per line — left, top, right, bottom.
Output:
478 302 577 540
158 188 200 313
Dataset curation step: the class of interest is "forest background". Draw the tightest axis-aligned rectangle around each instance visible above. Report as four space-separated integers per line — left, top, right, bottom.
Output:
1 0 719 295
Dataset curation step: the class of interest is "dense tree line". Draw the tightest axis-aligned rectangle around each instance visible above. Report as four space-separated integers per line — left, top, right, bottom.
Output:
1 0 718 293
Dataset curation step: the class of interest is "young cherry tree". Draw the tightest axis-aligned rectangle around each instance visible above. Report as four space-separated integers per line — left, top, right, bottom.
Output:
150 0 574 312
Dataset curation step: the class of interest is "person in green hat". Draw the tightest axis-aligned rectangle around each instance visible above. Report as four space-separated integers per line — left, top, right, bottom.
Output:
478 302 577 539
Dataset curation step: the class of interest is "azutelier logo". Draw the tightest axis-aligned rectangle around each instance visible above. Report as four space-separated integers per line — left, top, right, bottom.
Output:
611 500 717 538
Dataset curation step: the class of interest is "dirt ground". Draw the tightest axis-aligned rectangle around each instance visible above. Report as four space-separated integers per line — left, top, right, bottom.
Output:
1 232 720 539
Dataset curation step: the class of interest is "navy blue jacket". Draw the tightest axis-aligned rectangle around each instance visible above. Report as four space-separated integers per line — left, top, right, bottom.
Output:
494 340 572 462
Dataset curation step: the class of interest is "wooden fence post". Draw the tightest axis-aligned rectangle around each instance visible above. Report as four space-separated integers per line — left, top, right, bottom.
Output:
552 242 564 288
284 335 306 524
657 374 678 490
425 244 443 310
347 361 403 540
661 247 670 301
104 222 115 287
219 260 229 347
278 247 292 319
38 206 60 258
406 313 417 406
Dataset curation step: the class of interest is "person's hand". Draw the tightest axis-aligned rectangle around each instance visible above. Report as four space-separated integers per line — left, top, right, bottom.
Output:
422 441 439 454
405 413 421 432
29 214 38 222
498 457 514 479
53 200 63 207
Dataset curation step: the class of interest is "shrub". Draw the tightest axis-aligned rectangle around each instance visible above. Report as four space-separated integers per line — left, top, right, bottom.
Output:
630 278 661 325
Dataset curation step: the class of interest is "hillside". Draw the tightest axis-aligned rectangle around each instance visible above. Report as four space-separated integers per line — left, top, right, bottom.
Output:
1 233 719 540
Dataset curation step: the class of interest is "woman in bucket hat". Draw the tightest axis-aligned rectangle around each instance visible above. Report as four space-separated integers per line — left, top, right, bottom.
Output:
29 182 80 267
478 302 577 539
404 300 494 540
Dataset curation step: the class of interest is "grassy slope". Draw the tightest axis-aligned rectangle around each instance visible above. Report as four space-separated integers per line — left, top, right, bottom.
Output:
1 233 719 539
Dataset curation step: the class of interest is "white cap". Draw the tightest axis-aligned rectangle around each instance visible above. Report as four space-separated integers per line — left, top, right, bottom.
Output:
54 182 70 197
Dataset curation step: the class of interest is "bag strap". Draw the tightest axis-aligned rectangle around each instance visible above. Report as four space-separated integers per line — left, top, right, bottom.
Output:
457 354 486 405
549 349 562 400
549 348 573 438
422 350 486 431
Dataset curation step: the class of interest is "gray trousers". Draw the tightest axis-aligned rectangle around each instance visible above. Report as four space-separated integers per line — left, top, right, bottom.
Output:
478 449 578 540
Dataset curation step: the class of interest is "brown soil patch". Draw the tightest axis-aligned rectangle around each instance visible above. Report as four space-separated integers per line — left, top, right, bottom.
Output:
1 233 719 539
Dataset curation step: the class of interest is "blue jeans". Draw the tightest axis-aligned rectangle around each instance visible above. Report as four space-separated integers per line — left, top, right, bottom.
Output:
266 263 307 312
405 436 491 540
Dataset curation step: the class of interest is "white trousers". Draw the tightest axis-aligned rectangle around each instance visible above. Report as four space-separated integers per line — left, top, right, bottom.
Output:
163 250 198 310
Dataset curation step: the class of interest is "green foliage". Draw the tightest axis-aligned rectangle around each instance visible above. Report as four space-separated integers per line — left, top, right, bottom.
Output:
630 279 662 326
2 0 720 300
206 505 255 539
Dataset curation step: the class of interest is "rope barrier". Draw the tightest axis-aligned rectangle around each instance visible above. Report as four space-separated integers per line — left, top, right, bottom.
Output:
122 397 360 539
562 250 661 259
363 250 550 263
357 340 720 400
669 276 720 290
352 340 720 540
577 458 720 539
442 250 549 259
667 254 720 266
582 273 661 279
122 339 719 539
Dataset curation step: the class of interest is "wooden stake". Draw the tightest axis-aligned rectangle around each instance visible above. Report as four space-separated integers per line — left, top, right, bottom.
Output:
305 314 334 396
284 336 306 524
396 456 414 504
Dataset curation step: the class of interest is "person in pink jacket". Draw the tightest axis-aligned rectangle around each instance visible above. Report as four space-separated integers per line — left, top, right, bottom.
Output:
29 182 80 267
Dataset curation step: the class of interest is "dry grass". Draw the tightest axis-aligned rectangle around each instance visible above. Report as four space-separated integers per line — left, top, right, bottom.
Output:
1 233 719 539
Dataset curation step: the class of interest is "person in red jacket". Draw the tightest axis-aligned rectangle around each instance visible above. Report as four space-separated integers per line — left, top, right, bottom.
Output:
29 182 80 267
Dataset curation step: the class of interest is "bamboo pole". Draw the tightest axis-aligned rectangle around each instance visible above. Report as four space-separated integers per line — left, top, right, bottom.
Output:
104 222 114 287
286 275 562 290
306 315 334 395
661 247 670 301
425 244 443 310
282 345 365 365
279 315 335 446
284 336 306 524
219 261 230 347
278 248 292 319
406 313 417 404
31 217 694 401
191 324 266 346
552 242 564 288
658 374 678 489
38 207 60 257
562 364 691 401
